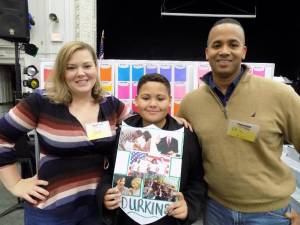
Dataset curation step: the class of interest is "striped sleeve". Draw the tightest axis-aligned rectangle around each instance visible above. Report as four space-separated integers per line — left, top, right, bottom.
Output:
0 93 41 167
105 96 131 124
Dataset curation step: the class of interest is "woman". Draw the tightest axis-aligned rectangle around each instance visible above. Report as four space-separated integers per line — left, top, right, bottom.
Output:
0 41 130 225
128 177 141 196
115 177 129 195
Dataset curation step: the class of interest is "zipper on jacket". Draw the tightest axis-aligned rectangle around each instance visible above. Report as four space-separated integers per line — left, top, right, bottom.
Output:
223 108 228 119
201 65 250 120
207 87 228 119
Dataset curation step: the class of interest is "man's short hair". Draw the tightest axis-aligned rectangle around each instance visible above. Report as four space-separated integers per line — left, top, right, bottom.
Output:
207 18 245 45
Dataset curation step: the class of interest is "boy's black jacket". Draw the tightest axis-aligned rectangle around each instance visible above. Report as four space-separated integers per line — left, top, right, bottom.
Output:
96 114 206 225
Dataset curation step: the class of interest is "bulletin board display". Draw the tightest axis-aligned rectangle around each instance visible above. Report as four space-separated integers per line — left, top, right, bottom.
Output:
39 60 275 115
100 60 196 115
194 62 275 89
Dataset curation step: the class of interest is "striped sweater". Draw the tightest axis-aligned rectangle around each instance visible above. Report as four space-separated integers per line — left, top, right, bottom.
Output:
0 93 129 215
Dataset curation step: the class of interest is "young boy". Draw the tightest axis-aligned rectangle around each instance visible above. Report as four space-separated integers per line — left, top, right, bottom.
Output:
99 73 206 225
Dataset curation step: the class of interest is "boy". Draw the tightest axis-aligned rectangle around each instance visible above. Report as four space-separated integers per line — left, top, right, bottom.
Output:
99 73 206 225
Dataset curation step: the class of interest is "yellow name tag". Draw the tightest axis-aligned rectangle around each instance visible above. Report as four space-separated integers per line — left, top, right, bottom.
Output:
227 120 260 142
85 121 112 141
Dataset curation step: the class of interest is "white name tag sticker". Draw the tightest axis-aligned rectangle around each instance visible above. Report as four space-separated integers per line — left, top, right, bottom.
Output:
227 120 260 142
85 121 112 141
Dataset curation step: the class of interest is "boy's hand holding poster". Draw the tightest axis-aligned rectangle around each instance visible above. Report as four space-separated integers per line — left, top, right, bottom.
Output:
113 122 184 224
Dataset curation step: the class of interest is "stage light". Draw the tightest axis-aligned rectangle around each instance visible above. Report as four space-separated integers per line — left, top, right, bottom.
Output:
23 78 39 89
24 65 39 77
23 65 40 89
23 43 39 56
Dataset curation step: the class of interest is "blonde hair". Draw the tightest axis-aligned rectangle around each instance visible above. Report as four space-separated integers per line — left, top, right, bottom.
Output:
131 177 141 187
45 41 102 104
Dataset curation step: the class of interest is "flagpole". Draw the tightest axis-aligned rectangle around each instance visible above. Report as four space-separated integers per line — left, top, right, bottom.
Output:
99 29 105 61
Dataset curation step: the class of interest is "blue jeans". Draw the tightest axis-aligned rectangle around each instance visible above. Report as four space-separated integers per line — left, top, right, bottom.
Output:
204 198 291 225
24 203 101 225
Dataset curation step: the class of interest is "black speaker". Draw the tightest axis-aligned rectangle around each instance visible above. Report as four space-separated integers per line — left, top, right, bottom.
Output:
0 0 30 43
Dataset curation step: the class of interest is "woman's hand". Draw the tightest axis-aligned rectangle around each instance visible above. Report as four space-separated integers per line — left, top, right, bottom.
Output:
173 116 193 132
104 187 122 210
11 175 49 205
165 192 188 220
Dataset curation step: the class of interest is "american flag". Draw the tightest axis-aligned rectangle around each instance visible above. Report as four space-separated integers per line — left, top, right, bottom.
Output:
99 30 104 60
130 152 146 164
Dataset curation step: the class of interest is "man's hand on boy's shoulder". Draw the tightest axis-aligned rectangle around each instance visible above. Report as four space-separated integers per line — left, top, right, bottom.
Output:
173 116 193 132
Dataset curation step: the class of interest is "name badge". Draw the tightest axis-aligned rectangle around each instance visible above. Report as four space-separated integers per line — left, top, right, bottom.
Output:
227 120 260 142
85 121 112 141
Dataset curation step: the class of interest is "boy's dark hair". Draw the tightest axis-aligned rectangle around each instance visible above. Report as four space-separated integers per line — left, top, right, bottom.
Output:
137 73 171 95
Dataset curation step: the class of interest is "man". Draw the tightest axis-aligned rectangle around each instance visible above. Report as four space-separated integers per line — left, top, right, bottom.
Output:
156 135 179 155
178 18 300 225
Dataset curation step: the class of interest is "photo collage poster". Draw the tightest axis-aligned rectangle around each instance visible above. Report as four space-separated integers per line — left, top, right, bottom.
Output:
113 122 184 224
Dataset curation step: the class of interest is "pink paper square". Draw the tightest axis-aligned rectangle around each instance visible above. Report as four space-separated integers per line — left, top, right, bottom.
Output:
174 85 186 100
132 83 138 98
252 67 265 77
118 83 130 99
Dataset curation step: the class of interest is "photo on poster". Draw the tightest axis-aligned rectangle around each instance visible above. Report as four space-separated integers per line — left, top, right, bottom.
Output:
112 122 184 224
113 174 143 197
143 174 179 202
155 133 180 156
128 152 171 177
118 129 152 152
